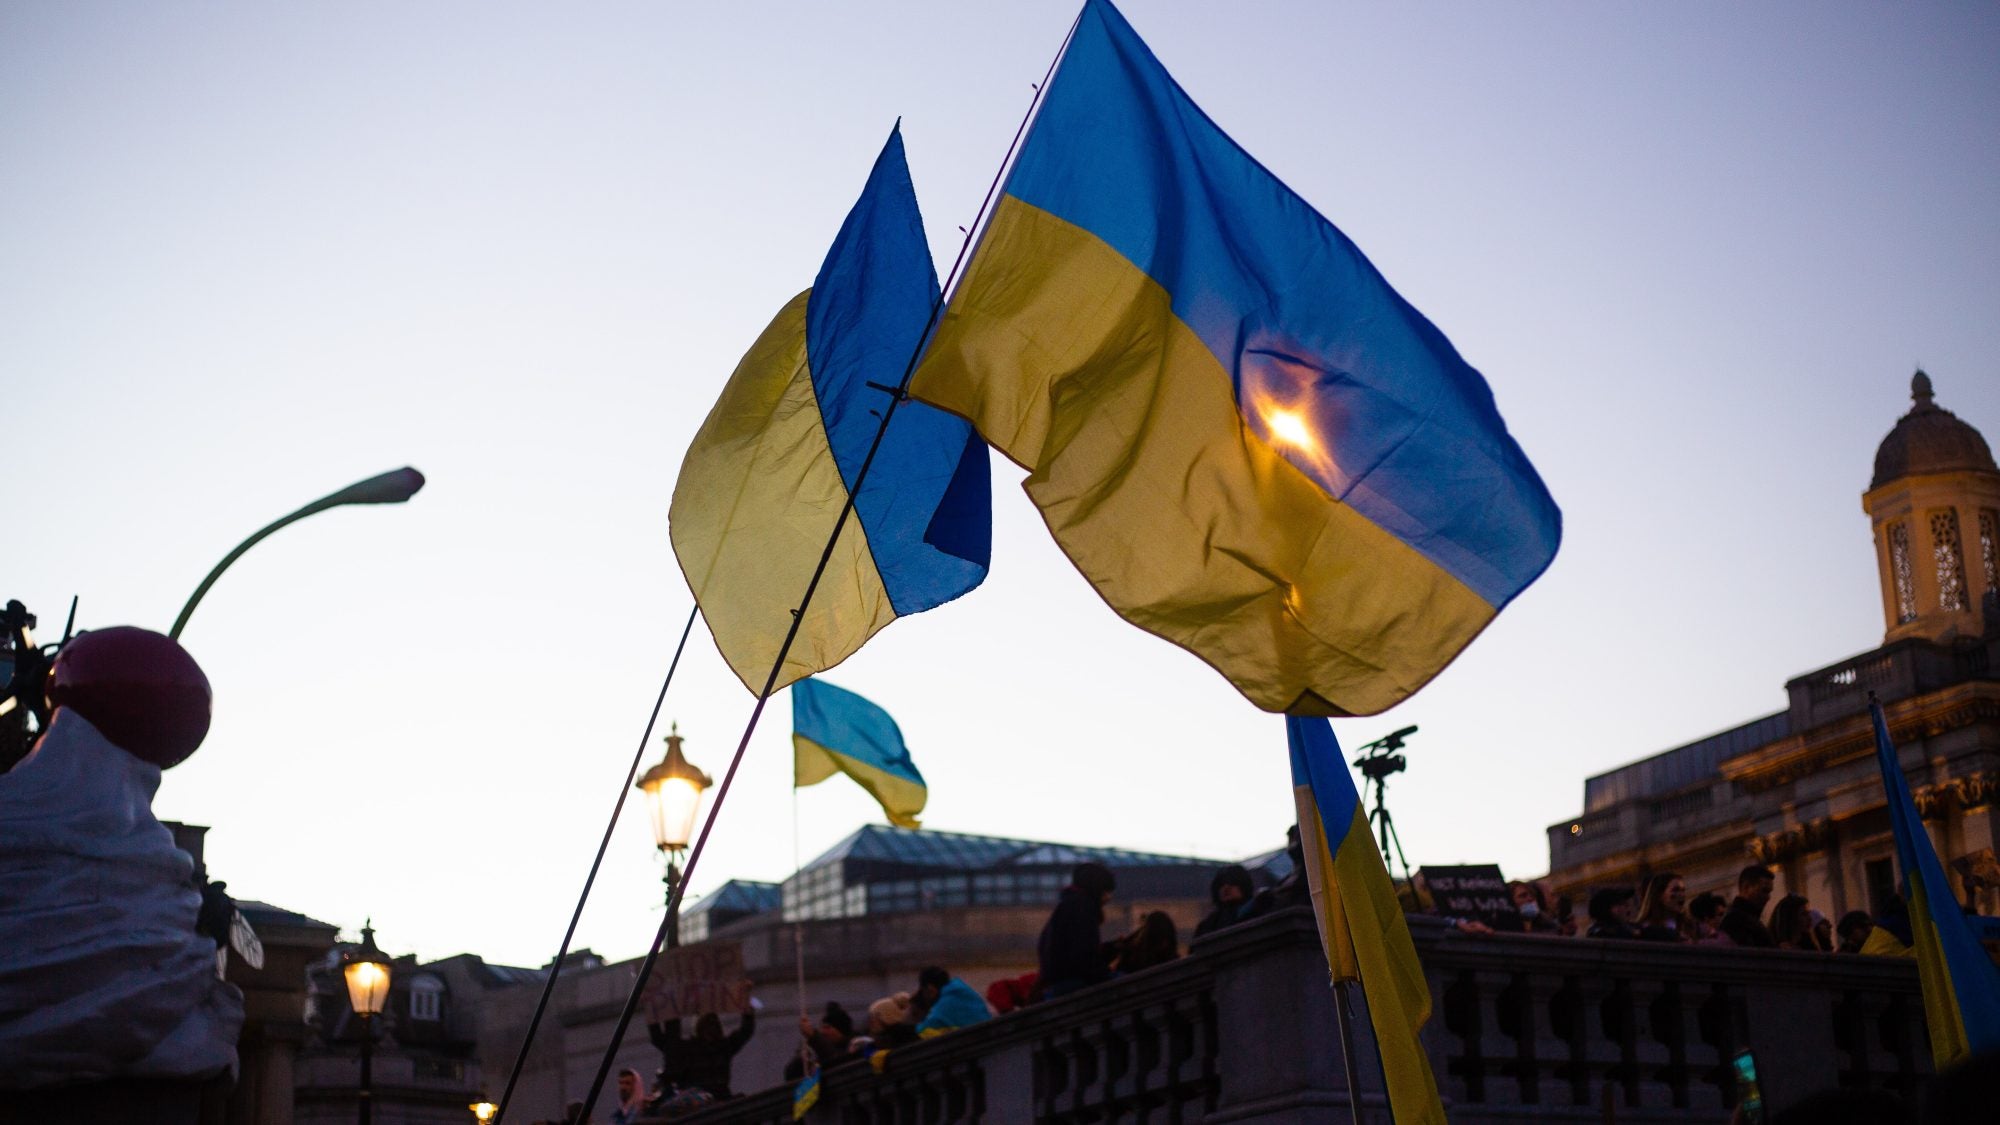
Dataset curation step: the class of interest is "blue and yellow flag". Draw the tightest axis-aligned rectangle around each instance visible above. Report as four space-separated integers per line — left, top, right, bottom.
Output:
1869 701 2000 1067
791 1070 820 1120
792 678 927 829
672 124 990 694
914 0 1559 716
1288 715 1444 1125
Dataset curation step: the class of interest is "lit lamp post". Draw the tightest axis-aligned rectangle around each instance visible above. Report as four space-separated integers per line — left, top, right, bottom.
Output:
169 466 426 641
468 1100 498 1124
635 723 711 948
342 921 393 1125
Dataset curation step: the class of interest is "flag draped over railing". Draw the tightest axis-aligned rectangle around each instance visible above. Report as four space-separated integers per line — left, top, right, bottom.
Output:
1869 700 2000 1067
913 0 1559 716
671 124 991 696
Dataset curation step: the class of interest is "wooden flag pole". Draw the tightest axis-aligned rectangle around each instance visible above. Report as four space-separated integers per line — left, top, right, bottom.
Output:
567 11 1088 1121
1334 980 1366 1124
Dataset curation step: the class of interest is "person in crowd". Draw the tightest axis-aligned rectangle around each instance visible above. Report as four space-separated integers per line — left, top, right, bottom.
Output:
1507 880 1563 935
648 1006 757 1100
1195 865 1263 937
783 1002 853 1082
1113 911 1181 974
1860 895 1915 958
1585 887 1641 939
1038 862 1118 999
849 992 917 1056
1719 865 1777 947
1835 909 1875 953
1770 893 1818 950
1635 872 1693 942
609 1068 648 1125
913 966 992 1037
1259 826 1311 911
1686 892 1729 942
1808 908 1835 952
1543 881 1581 936
984 970 1039 1014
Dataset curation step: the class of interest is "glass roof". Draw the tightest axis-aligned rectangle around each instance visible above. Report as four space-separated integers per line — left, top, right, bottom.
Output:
801 824 1220 874
686 879 783 917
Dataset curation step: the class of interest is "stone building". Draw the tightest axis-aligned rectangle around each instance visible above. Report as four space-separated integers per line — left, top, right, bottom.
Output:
1547 371 2000 918
454 823 1255 1117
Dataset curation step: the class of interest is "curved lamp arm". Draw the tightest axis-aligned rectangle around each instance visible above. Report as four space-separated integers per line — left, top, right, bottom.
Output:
168 467 426 641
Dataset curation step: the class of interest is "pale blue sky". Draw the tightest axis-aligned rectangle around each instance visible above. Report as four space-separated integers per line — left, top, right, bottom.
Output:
7 2 1998 967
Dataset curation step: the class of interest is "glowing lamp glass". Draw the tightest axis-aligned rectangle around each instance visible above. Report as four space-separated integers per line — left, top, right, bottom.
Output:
343 957 391 1016
645 775 704 852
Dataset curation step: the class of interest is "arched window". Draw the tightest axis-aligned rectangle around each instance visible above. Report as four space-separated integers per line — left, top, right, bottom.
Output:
1888 521 1916 623
1930 509 1967 611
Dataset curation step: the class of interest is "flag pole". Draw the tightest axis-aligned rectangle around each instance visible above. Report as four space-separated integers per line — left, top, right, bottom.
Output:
567 11 1087 1121
490 604 701 1124
1333 980 1366 1124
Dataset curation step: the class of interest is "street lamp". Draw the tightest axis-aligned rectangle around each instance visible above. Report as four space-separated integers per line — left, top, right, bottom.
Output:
169 466 426 641
635 722 711 948
468 1100 498 1124
342 921 393 1125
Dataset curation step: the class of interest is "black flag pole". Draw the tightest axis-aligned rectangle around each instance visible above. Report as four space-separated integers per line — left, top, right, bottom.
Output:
566 11 1086 1121
491 604 700 1124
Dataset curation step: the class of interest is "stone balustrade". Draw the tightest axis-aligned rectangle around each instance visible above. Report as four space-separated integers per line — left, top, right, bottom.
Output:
663 908 1925 1124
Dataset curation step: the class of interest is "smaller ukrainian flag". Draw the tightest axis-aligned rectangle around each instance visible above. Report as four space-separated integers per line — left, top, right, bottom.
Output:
1288 715 1445 1125
791 1071 820 1120
792 679 927 829
1870 701 2000 1067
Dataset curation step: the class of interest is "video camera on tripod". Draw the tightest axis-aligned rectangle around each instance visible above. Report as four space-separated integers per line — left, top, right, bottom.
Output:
1352 724 1415 783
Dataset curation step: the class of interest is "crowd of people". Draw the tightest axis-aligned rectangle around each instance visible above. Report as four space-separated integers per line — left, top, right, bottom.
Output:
557 842 1943 1122
1471 863 1918 956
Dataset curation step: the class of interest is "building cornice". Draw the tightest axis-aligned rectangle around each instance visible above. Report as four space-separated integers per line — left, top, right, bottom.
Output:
1720 681 2000 795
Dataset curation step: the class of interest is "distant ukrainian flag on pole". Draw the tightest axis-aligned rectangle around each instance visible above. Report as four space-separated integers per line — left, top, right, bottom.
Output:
793 678 927 829
672 124 991 695
914 0 1559 716
1288 715 1444 1125
1869 700 2000 1068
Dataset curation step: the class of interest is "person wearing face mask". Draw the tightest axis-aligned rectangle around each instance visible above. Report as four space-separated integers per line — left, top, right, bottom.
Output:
1507 880 1562 934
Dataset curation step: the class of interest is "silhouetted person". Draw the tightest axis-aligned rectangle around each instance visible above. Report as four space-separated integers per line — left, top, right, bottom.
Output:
1836 909 1874 953
1720 865 1776 948
1195 865 1260 938
648 1008 755 1099
1113 911 1180 974
783 1002 852 1082
1038 862 1117 999
1585 887 1641 939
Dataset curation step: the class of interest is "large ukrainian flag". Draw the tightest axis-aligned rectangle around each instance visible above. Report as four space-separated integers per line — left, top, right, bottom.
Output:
1869 701 2000 1067
672 126 991 694
1288 715 1445 1125
914 0 1560 716
792 678 927 829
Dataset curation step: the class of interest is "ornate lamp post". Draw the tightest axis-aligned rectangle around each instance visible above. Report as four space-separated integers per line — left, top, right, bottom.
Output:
635 722 711 948
342 921 393 1125
169 466 425 640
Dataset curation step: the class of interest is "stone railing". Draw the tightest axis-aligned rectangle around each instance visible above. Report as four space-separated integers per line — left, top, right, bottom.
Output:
670 909 1925 1124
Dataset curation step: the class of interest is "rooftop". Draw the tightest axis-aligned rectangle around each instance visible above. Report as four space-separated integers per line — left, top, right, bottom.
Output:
1581 711 1788 812
802 823 1223 874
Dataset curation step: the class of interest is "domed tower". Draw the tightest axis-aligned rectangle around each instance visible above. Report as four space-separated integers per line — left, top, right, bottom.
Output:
1863 370 2000 644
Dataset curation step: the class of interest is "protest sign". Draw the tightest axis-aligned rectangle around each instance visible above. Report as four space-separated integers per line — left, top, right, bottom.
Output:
1418 864 1523 930
640 940 753 1022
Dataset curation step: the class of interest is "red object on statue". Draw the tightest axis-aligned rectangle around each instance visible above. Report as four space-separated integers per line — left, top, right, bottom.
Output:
46 626 212 769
